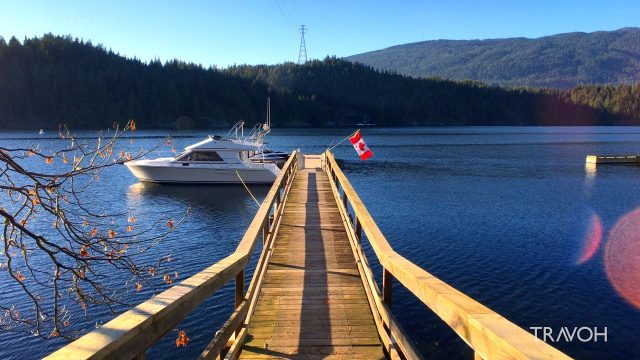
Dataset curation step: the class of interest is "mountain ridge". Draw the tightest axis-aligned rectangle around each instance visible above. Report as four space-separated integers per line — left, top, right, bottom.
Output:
347 28 640 88
1 34 639 129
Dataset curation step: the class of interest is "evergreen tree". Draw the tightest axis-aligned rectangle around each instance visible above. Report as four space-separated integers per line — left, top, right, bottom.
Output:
0 34 638 130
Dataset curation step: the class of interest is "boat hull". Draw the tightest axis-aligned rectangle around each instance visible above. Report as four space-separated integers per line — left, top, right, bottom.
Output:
126 163 278 184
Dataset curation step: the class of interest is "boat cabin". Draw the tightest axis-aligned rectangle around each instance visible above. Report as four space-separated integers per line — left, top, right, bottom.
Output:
173 136 260 165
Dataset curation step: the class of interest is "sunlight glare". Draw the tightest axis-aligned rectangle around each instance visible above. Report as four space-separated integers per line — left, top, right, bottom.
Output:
604 208 640 309
576 212 602 264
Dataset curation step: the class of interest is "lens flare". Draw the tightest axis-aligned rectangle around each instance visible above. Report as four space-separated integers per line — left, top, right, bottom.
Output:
576 212 602 264
604 208 640 309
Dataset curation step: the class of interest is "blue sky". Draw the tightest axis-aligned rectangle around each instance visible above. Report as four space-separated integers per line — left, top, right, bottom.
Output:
1 0 638 67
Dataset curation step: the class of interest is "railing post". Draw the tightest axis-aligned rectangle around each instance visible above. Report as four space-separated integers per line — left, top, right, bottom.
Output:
383 268 393 307
355 218 362 242
382 268 394 356
342 191 348 210
235 270 244 337
262 219 270 244
235 271 244 307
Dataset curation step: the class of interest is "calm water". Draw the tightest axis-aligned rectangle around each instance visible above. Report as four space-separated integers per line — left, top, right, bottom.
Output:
2 127 640 359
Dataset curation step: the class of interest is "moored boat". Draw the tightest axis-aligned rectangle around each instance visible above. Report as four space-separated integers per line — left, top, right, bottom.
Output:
125 135 281 184
126 98 290 184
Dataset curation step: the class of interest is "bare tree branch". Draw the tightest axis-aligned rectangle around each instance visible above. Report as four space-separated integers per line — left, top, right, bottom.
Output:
0 121 188 339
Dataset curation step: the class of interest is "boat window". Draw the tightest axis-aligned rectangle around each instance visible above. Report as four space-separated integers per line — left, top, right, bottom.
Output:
176 151 224 162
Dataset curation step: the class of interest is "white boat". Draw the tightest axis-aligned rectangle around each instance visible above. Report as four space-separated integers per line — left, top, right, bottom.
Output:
125 135 281 184
126 99 289 184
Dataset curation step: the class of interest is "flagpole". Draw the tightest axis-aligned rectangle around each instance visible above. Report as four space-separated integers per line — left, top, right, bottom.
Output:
326 129 360 152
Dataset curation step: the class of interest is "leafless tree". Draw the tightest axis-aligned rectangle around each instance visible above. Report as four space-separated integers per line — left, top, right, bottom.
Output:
0 121 186 339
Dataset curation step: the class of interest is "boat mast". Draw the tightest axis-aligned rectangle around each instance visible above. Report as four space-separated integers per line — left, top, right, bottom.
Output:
266 97 271 131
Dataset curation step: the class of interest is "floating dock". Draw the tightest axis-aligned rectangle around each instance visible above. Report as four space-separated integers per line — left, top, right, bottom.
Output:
46 152 571 360
586 154 640 164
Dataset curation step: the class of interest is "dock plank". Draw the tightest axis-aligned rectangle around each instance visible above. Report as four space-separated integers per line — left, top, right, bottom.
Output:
239 168 385 359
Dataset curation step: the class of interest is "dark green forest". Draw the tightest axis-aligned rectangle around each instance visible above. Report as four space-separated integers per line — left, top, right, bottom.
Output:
348 27 640 88
0 34 639 130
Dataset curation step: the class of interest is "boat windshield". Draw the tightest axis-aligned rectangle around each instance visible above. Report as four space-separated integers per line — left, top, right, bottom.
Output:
176 151 224 162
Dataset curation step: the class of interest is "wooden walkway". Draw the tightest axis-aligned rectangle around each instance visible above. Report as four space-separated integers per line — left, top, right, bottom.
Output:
45 151 572 360
239 168 385 359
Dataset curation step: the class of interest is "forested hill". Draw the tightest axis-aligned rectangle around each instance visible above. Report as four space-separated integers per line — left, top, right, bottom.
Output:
347 28 640 88
0 34 639 130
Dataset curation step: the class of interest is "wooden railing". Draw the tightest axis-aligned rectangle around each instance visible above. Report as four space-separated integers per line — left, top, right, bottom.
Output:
45 151 301 360
322 151 572 360
47 150 573 360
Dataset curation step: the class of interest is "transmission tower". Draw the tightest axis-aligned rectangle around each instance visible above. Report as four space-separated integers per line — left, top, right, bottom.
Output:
298 25 307 64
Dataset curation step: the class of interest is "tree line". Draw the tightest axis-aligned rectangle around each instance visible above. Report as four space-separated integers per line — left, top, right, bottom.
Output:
0 34 638 130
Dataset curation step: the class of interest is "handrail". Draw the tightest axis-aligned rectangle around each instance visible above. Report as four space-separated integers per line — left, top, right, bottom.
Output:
200 152 297 360
45 151 301 360
323 151 572 360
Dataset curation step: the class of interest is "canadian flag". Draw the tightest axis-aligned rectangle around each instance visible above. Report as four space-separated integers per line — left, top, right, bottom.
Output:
349 130 373 160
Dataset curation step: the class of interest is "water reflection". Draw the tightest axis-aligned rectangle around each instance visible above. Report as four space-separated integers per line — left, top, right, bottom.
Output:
583 163 597 196
127 182 270 210
584 163 597 179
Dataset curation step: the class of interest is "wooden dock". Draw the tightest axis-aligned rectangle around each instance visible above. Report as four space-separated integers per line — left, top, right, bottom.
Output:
586 154 640 164
240 168 385 359
46 152 572 360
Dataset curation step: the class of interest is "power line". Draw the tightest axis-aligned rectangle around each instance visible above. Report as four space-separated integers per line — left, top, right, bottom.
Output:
289 0 300 24
273 0 290 24
298 24 307 64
